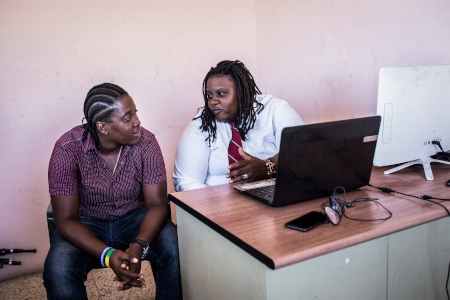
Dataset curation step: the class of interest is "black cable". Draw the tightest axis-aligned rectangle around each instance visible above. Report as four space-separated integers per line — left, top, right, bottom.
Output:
432 140 445 152
367 183 450 217
322 187 392 222
432 140 450 161
343 198 392 222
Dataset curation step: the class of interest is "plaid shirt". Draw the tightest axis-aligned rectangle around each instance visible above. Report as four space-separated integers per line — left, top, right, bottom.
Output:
48 125 166 220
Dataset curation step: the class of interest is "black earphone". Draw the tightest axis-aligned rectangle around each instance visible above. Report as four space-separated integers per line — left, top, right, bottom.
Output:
322 187 346 225
322 186 393 224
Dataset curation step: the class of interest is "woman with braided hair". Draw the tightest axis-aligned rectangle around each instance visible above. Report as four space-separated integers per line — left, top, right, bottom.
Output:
173 60 304 191
43 83 181 299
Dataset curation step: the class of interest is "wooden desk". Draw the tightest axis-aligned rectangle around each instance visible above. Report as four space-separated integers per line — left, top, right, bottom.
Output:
169 165 450 300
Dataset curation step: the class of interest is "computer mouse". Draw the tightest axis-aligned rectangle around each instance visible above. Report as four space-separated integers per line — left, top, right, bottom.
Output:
446 179 450 187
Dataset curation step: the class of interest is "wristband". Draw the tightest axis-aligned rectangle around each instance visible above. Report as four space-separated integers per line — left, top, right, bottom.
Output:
104 248 116 268
100 246 112 268
264 159 276 178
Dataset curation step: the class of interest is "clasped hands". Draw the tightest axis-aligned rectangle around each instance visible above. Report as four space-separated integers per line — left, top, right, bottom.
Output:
226 148 268 184
109 245 146 291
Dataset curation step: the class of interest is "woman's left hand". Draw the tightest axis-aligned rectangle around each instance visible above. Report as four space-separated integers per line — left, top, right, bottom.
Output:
226 148 267 183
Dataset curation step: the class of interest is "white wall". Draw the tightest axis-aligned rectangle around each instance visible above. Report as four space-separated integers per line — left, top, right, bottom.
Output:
0 0 256 281
1 0 450 282
256 0 450 124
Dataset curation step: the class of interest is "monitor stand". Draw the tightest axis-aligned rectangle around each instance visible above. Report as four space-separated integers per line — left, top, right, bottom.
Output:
384 156 450 180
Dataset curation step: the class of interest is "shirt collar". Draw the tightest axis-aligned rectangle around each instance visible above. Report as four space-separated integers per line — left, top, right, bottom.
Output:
83 131 97 153
82 130 131 156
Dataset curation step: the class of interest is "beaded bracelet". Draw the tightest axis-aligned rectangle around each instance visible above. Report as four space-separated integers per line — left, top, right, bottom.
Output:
264 159 276 178
100 247 112 268
104 248 116 268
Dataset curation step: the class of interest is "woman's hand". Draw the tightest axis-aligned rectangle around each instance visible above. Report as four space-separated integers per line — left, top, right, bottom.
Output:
226 148 268 183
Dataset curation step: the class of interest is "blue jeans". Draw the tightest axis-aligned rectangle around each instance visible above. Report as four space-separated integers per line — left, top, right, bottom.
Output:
43 207 182 300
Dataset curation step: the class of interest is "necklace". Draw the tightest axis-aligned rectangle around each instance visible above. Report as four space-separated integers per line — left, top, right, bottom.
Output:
112 146 123 175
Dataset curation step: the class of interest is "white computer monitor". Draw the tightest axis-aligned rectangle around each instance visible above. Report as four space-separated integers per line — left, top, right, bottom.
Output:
373 65 450 180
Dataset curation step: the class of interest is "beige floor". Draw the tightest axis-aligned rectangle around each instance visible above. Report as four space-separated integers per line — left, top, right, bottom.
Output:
0 262 155 299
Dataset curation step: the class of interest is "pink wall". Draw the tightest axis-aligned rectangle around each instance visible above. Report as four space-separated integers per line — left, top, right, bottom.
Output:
1 0 450 281
255 0 450 124
0 0 256 281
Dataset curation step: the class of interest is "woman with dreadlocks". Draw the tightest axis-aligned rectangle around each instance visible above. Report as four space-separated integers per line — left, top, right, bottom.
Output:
43 83 181 300
173 60 304 191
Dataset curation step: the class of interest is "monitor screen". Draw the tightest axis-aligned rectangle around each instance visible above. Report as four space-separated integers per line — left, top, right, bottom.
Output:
373 65 450 180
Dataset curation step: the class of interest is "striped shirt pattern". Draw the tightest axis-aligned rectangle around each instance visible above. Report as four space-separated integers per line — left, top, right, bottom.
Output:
48 125 166 220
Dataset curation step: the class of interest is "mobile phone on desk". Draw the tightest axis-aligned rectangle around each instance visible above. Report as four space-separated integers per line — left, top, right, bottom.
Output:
285 211 327 232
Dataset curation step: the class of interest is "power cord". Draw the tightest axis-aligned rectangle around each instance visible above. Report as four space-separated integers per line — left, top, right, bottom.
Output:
343 197 392 222
432 140 450 161
367 183 450 217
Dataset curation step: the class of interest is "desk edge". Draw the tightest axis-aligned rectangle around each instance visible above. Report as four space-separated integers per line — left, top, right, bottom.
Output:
169 194 276 269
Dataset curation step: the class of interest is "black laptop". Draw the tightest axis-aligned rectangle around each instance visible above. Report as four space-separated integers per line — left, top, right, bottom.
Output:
233 116 381 206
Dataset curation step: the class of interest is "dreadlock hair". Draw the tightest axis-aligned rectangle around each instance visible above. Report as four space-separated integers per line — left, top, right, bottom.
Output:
196 60 264 145
82 83 129 146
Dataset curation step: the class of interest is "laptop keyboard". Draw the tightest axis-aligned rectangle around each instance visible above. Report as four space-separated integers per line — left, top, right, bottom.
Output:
251 185 275 199
233 178 276 203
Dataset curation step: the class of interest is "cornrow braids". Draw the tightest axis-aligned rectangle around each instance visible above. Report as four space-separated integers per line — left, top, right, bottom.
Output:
82 83 128 146
196 60 264 145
